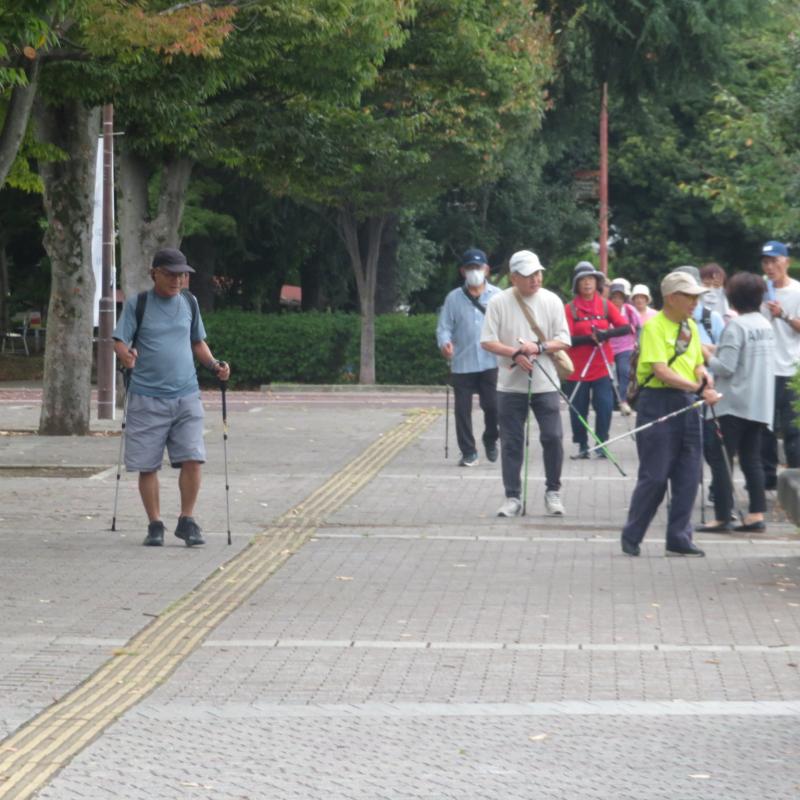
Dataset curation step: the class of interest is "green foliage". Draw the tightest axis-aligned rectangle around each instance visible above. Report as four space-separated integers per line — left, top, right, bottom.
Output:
352 313 448 385
261 0 555 215
679 5 800 238
202 310 447 386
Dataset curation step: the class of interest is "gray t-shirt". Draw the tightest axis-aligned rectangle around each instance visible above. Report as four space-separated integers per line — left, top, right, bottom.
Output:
113 290 206 398
708 311 775 426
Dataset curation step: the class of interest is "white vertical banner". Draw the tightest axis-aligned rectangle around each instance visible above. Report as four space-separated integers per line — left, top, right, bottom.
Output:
91 135 103 327
91 133 117 414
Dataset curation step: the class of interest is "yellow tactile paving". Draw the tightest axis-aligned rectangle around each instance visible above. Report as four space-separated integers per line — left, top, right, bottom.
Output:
0 409 438 800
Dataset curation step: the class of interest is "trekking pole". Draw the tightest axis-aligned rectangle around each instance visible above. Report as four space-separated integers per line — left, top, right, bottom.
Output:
221 378 232 545
444 381 450 459
514 339 626 476
522 371 533 515
111 368 131 532
583 397 710 456
592 326 632 429
699 412 706 524
708 403 745 524
567 347 597 404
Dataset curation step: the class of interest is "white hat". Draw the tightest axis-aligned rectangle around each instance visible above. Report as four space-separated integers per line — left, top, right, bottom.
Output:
661 271 709 297
609 277 632 297
509 250 544 277
631 283 652 303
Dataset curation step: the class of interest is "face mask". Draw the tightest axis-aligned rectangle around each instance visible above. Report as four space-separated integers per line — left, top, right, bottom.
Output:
465 269 485 287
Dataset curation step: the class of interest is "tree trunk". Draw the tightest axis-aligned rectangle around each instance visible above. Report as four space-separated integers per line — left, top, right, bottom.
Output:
34 100 100 435
337 209 385 384
375 213 399 314
117 149 193 299
0 242 9 334
0 57 40 189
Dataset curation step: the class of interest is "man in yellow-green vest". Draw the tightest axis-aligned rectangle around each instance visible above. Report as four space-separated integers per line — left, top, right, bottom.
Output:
620 271 720 558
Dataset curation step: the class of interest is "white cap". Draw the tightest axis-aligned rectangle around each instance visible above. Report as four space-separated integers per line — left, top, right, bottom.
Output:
631 283 651 303
509 250 544 276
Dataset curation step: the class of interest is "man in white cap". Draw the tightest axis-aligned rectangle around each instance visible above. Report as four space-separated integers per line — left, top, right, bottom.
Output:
760 240 800 489
480 250 571 517
620 271 720 557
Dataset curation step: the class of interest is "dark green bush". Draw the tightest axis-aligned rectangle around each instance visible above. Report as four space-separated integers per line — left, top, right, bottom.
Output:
203 310 449 386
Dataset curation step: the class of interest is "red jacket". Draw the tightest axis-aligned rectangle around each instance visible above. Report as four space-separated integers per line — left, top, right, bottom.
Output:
564 294 629 382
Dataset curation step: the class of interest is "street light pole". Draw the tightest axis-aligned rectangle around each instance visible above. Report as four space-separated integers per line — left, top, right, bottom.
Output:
599 82 609 276
97 104 115 420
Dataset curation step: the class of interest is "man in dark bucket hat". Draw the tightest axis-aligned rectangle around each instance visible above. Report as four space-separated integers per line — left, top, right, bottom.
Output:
113 248 231 547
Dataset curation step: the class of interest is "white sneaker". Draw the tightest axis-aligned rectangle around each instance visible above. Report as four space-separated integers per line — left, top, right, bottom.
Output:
619 401 633 416
497 497 522 517
544 490 565 516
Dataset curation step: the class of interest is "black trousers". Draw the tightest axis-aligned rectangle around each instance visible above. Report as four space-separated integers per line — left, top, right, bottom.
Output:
451 368 499 458
762 375 800 487
706 414 767 520
621 389 700 550
497 390 563 496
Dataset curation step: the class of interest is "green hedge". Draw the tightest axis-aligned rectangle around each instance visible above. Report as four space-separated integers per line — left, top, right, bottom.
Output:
203 310 449 387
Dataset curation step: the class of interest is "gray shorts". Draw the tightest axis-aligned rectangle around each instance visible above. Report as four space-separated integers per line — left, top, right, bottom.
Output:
124 391 206 472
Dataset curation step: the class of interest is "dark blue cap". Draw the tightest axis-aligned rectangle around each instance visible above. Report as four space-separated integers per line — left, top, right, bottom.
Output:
460 248 488 268
762 241 789 258
152 247 195 273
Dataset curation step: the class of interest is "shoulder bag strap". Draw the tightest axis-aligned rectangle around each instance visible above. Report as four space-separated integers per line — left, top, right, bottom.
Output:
512 287 547 342
462 285 486 315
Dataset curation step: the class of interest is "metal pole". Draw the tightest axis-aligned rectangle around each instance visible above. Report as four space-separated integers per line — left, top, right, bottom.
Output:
445 383 450 459
599 82 609 276
97 104 115 420
221 380 232 545
522 372 533 515
583 398 706 456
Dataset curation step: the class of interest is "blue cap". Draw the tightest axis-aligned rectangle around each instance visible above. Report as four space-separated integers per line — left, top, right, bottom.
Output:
460 248 488 268
762 241 789 258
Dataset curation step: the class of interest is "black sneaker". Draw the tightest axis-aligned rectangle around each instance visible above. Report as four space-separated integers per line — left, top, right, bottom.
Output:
174 516 205 547
621 537 640 557
143 520 164 547
576 448 590 459
458 452 479 467
665 543 705 557
485 442 499 463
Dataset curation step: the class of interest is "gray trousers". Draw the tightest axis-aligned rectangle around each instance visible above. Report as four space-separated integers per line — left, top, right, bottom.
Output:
497 390 563 497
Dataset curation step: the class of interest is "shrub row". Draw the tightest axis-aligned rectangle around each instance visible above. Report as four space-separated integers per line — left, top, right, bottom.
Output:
203 310 449 387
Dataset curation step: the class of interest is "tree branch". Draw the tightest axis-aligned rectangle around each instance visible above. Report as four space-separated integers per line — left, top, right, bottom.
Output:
0 57 40 188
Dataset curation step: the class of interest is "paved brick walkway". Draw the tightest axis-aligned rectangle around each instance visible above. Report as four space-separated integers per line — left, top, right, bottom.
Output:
1 387 799 799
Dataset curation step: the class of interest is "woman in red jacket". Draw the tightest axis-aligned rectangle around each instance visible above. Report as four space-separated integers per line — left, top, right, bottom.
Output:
565 262 630 458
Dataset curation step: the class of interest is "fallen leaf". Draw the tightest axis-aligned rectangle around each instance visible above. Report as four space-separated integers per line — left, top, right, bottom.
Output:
704 659 720 665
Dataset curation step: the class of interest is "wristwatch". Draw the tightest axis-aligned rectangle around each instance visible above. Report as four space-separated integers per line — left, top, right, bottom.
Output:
539 342 548 354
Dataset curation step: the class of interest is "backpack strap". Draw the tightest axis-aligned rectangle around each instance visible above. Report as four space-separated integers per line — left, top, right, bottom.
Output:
570 298 609 323
701 306 714 342
181 288 199 333
130 288 199 348
131 290 148 350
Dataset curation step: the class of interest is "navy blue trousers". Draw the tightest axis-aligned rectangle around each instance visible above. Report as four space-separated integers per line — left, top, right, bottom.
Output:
621 388 701 550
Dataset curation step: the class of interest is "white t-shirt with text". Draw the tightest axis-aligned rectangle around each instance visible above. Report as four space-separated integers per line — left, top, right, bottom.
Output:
761 278 800 376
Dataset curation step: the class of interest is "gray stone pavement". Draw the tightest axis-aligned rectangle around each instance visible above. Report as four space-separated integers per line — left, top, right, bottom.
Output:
1 387 800 798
